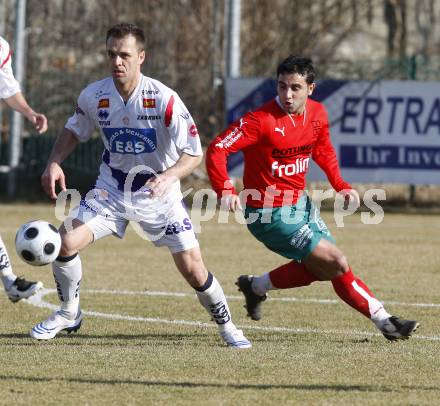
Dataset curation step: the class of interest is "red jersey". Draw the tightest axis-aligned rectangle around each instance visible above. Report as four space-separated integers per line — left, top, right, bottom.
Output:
206 97 351 208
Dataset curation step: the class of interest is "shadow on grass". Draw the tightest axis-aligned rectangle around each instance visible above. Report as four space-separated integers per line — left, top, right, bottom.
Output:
0 332 214 347
0 374 404 392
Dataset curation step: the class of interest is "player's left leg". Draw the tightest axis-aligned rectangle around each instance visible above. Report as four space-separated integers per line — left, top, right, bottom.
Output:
238 196 326 320
303 239 419 341
0 234 43 302
172 247 251 349
145 200 251 348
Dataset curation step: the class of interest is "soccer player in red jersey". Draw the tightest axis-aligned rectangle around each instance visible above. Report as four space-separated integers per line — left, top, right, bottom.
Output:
206 55 419 341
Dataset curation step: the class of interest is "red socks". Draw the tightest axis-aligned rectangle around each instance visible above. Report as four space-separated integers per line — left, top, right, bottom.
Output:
269 261 319 288
331 269 373 318
269 263 378 319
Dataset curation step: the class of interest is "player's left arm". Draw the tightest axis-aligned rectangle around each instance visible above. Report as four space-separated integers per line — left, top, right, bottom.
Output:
146 92 203 197
312 107 360 206
5 91 48 134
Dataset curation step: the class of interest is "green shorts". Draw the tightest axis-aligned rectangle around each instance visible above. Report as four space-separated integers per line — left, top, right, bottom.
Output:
244 195 335 262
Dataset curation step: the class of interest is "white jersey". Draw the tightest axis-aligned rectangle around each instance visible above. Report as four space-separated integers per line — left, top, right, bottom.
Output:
65 74 202 199
0 36 20 99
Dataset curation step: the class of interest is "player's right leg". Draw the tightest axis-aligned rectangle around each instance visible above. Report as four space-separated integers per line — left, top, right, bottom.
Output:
141 198 251 349
238 196 324 320
173 247 251 349
30 219 92 340
30 192 126 340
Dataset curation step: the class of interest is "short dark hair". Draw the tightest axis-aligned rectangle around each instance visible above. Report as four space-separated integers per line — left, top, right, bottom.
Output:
277 55 315 84
106 23 145 50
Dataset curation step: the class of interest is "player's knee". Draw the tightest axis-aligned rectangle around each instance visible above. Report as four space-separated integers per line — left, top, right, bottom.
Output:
329 252 349 274
174 248 207 287
59 230 80 256
185 254 206 277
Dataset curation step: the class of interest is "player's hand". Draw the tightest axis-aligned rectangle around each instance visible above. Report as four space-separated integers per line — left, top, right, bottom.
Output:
145 174 178 198
41 162 66 199
221 194 242 212
29 112 48 134
341 188 361 209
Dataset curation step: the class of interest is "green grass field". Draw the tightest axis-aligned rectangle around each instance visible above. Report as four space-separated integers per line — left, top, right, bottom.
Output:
0 203 439 405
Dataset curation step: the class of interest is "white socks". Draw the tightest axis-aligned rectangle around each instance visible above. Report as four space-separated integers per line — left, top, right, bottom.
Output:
195 272 236 333
52 254 82 320
251 273 273 296
0 235 16 290
371 304 393 330
350 279 392 328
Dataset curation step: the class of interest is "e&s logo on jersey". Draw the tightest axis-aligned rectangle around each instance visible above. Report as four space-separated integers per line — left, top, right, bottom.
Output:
102 127 157 154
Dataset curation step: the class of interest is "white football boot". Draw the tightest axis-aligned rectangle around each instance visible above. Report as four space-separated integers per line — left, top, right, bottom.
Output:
220 328 252 349
30 310 83 340
6 277 43 303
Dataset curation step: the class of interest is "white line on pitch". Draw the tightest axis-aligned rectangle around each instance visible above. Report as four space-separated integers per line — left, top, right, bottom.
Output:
25 289 440 342
79 288 440 309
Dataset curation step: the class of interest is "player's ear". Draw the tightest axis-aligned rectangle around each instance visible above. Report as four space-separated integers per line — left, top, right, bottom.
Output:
308 83 315 96
139 50 146 64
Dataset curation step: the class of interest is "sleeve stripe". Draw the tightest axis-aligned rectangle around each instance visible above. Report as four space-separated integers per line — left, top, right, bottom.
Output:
164 95 174 127
0 50 11 69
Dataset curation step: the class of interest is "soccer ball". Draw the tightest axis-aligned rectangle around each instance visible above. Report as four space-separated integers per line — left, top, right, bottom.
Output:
15 220 62 266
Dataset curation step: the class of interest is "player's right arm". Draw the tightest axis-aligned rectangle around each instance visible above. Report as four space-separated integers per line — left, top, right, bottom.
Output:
42 88 95 199
41 129 79 199
206 112 261 211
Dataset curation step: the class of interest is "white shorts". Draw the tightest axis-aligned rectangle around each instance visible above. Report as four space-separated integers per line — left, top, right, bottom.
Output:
66 186 199 254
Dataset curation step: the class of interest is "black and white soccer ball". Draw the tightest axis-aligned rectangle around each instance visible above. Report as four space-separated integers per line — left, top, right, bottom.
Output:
15 220 61 266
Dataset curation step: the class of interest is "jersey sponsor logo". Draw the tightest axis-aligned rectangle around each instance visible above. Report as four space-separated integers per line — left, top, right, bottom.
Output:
290 224 313 250
271 158 310 177
161 218 193 235
143 98 156 108
272 143 314 158
275 126 285 137
215 126 242 148
142 89 160 95
97 110 109 120
180 112 190 120
97 110 110 126
95 90 111 99
137 115 161 121
189 124 199 137
102 127 157 154
98 98 110 108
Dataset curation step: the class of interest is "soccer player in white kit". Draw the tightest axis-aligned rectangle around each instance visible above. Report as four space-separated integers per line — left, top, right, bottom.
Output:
0 35 47 302
31 23 251 348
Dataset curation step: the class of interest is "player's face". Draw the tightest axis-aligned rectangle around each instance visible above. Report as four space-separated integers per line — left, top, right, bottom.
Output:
106 34 145 85
277 73 315 115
